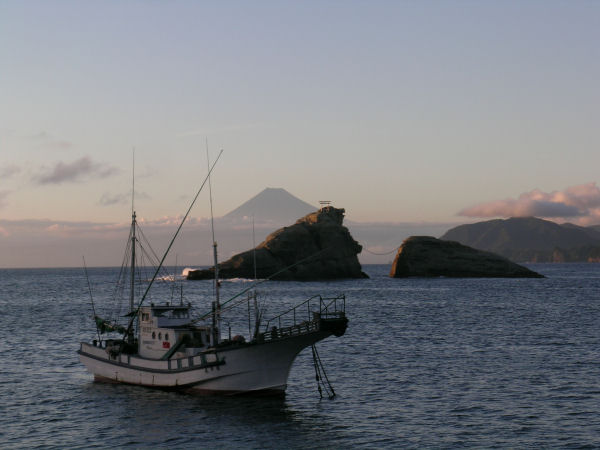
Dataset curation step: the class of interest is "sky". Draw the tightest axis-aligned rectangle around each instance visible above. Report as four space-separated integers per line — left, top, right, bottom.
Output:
1 1 599 267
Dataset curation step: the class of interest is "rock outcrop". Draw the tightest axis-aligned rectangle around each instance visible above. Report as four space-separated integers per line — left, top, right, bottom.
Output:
390 236 544 278
188 206 368 281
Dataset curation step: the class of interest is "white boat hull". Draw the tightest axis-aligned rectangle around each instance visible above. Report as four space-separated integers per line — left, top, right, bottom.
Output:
79 330 333 395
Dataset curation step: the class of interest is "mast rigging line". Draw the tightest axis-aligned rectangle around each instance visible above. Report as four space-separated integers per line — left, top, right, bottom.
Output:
111 222 170 320
82 256 102 344
111 226 134 320
123 149 224 338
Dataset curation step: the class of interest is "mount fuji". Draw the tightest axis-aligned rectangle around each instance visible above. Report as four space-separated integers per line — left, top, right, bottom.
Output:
221 187 317 225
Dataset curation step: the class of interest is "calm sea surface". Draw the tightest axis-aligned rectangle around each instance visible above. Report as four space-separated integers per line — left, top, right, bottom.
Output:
1 264 599 448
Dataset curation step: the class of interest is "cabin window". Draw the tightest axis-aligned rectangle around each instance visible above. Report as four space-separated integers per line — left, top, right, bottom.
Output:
152 332 156 339
165 333 169 341
158 332 162 340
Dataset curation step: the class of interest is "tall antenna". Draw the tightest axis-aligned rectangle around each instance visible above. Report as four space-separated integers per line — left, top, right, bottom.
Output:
252 215 257 281
131 148 135 216
206 139 217 245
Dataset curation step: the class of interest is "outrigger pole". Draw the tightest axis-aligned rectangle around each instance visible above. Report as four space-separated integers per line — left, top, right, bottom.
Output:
122 149 224 345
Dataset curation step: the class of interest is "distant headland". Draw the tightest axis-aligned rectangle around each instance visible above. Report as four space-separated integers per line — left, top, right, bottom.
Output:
442 217 600 263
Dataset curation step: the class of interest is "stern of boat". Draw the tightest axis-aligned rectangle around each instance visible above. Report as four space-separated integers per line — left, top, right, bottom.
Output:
257 294 348 343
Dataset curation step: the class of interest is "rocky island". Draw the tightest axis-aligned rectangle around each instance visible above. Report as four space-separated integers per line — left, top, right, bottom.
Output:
188 206 368 281
390 236 544 278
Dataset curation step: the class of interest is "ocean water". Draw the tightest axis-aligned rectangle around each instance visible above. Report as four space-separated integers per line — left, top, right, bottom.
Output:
1 264 599 448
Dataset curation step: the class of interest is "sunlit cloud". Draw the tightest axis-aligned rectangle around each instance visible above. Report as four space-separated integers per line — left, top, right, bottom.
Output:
0 218 128 239
459 182 600 225
33 156 118 185
0 213 458 267
137 215 209 228
0 216 212 241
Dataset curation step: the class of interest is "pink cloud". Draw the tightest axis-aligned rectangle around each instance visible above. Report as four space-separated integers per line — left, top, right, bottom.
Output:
459 182 600 225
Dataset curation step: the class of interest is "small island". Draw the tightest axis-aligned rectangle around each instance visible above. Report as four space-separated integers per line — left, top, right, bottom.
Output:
188 206 368 281
390 236 544 278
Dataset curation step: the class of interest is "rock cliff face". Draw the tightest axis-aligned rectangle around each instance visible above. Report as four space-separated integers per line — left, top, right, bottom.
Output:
188 206 368 281
390 236 544 278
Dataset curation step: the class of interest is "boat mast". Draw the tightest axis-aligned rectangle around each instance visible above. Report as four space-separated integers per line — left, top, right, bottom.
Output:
130 212 136 316
207 141 220 346
121 150 223 343
129 149 136 344
252 215 259 339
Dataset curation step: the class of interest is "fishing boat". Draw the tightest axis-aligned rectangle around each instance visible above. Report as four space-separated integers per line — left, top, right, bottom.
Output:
78 155 348 395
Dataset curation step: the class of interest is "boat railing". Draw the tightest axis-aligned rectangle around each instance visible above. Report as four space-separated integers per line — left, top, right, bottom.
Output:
261 294 345 341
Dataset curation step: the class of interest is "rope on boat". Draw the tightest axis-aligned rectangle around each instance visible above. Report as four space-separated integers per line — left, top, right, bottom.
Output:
311 344 336 400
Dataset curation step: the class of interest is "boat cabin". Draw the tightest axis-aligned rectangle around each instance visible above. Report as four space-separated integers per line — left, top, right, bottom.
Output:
138 303 212 359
